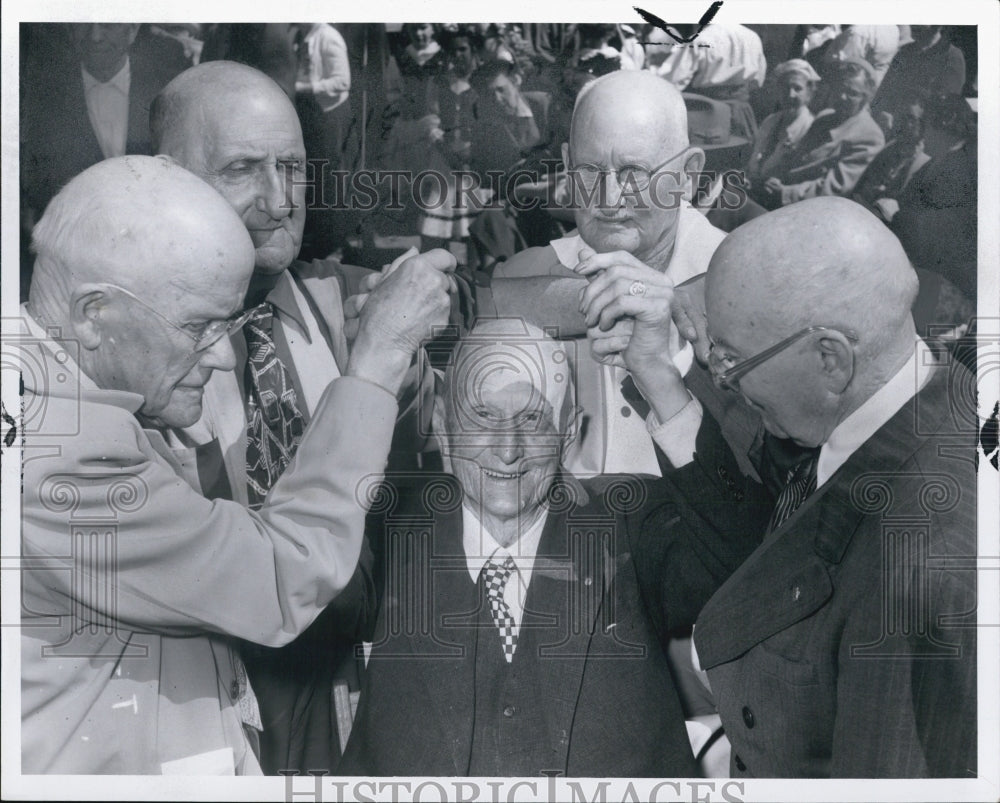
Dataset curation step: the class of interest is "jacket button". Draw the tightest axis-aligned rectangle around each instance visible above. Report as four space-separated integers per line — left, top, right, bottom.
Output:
503 705 516 718
742 706 755 728
734 754 746 772
620 406 632 418
734 490 744 501
717 466 728 480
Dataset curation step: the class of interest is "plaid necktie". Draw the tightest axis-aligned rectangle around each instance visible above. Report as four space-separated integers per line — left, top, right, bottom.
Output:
244 303 305 510
766 446 820 535
482 556 518 663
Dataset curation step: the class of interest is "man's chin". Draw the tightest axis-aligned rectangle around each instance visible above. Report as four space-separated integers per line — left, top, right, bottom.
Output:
250 229 301 274
143 396 205 430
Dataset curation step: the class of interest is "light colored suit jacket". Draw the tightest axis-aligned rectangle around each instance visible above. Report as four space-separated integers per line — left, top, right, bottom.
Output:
778 106 885 204
19 323 398 774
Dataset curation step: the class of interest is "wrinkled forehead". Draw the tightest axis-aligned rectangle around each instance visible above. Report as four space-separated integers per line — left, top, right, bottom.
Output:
184 85 303 156
446 336 572 424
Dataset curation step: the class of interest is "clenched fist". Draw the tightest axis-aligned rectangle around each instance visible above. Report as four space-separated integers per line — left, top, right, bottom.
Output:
347 248 457 396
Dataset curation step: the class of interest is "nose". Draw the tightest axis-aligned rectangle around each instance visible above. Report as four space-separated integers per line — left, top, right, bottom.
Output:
603 171 626 207
495 431 525 465
198 333 238 374
255 163 293 220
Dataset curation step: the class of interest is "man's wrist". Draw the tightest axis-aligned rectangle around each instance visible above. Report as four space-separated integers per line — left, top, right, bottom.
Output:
346 338 412 398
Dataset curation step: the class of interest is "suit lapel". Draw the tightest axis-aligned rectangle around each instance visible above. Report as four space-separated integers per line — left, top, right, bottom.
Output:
524 504 606 768
401 497 479 775
695 368 955 669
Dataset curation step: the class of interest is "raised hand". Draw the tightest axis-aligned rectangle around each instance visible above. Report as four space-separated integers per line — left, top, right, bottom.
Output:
347 249 457 396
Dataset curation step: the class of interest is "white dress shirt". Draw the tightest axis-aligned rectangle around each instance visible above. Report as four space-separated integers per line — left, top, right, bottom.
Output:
82 59 130 159
548 204 721 475
816 339 932 487
463 504 549 639
653 24 767 91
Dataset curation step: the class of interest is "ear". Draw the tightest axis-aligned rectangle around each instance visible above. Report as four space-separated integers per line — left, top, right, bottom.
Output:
430 395 453 470
680 147 706 203
69 284 113 351
816 332 855 394
513 72 523 88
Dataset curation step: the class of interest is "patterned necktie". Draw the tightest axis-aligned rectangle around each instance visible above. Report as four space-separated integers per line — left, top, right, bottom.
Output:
244 303 305 510
482 557 518 663
766 446 820 535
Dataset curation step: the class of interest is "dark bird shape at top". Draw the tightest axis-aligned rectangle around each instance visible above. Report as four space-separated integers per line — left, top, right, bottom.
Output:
633 0 724 44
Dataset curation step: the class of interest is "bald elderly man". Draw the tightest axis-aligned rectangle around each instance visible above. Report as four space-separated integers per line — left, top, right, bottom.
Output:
494 70 730 478
149 59 587 773
584 197 977 777
338 320 764 777
19 156 454 774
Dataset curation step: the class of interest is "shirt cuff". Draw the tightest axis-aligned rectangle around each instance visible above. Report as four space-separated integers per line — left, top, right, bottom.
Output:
672 339 694 378
647 391 703 468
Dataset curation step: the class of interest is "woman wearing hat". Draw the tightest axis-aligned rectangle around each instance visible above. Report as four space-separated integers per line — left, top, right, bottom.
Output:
746 59 820 192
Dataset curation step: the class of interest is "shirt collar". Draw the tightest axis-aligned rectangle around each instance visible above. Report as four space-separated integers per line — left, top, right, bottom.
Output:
817 339 933 486
463 502 548 588
261 268 311 341
81 56 131 94
552 203 720 286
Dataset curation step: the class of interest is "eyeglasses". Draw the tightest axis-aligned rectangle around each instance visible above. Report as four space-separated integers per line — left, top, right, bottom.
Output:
106 284 256 353
708 325 859 393
567 145 690 192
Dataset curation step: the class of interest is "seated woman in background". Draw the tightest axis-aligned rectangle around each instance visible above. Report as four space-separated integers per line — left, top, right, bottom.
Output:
746 60 820 193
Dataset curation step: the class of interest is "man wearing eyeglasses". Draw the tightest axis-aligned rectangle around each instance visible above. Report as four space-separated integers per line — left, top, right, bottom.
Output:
19 155 456 774
582 196 977 777
494 70 725 479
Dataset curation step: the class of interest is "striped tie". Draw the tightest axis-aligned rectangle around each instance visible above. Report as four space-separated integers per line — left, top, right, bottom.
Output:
482 557 518 663
766 450 819 534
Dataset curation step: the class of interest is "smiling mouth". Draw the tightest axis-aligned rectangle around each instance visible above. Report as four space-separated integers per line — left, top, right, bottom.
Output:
481 468 525 480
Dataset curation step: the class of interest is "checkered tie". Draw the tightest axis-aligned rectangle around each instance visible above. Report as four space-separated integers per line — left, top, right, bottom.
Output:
244 303 305 510
482 557 518 663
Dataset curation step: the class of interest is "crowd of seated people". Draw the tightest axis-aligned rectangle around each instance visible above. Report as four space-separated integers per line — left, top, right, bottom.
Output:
15 19 983 784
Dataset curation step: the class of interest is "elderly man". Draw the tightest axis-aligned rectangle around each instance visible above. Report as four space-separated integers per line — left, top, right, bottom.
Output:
337 319 763 777
149 59 578 773
19 156 454 774
583 196 977 777
495 70 726 478
150 61 397 773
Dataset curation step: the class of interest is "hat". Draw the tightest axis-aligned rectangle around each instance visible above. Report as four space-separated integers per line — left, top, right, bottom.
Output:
683 93 751 171
772 58 822 84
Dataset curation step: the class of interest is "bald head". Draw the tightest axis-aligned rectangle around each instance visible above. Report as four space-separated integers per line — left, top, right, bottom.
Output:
440 319 576 437
566 71 700 269
570 70 689 155
705 197 920 445
152 61 307 274
29 156 256 429
31 155 254 303
707 197 918 352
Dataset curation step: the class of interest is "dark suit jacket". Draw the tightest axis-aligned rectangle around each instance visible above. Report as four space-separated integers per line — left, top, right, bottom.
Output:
338 471 757 777
694 364 978 777
20 29 189 214
890 143 977 301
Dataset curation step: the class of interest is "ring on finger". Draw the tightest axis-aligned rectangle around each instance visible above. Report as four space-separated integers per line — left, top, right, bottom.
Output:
628 280 647 297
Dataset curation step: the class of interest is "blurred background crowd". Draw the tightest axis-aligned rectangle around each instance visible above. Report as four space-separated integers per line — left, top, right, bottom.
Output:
20 21 979 304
